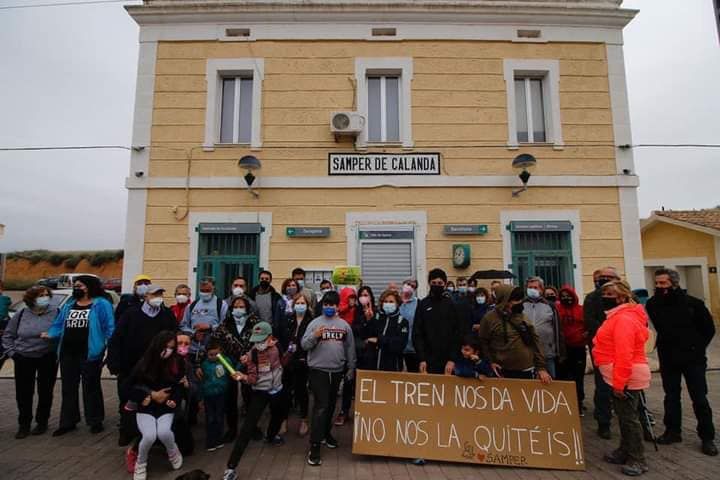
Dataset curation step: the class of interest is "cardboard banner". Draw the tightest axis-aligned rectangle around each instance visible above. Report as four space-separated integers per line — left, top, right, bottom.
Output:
352 370 585 471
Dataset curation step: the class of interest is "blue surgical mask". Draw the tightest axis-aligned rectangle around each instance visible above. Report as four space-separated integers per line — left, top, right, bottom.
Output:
36 296 50 308
447 287 455 293
458 286 467 294
476 296 486 305
232 308 247 319
526 288 541 299
199 292 213 302
294 303 307 315
382 303 397 315
296 279 305 289
136 284 149 296
323 306 337 318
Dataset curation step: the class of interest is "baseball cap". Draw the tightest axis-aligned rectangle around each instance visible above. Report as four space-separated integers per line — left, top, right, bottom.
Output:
146 285 165 295
249 322 273 343
134 274 152 284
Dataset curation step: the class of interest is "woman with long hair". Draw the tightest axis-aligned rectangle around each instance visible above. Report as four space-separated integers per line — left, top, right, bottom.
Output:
45 275 114 436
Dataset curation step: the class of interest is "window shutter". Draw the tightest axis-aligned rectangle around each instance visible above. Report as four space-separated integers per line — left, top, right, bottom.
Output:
360 242 413 294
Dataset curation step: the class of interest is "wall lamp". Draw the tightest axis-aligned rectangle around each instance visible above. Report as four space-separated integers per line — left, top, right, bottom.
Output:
238 155 261 198
511 153 537 197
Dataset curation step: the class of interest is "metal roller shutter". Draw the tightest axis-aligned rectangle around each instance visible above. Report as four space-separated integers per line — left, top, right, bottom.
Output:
360 242 413 294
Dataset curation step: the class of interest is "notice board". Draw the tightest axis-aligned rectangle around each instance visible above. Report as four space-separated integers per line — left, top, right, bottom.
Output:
352 370 585 471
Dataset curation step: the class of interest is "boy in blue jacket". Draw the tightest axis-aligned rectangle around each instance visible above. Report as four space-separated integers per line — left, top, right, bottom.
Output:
454 335 493 379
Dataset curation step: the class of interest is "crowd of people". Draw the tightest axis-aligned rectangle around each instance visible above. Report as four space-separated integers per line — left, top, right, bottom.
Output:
0 265 717 479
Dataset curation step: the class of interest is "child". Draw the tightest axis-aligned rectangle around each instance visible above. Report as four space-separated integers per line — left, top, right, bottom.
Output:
128 331 184 480
222 322 290 480
301 291 356 467
454 335 493 379
200 338 229 452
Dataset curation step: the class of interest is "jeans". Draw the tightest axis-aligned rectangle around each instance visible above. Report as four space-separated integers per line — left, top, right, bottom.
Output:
308 369 343 445
613 390 645 463
225 379 238 435
204 393 225 448
226 389 289 469
136 413 177 464
660 361 716 441
58 350 105 428
591 347 612 427
545 357 557 379
562 346 587 405
13 353 58 427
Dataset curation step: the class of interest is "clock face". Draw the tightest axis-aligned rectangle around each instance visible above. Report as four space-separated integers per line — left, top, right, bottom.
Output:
454 247 465 262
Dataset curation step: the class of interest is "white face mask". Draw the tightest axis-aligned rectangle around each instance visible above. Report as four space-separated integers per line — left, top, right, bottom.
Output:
175 294 189 304
160 348 173 359
148 297 164 308
232 287 244 297
36 296 51 308
199 292 213 301
255 341 268 352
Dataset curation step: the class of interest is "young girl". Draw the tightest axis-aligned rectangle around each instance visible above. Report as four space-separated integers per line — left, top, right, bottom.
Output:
129 331 184 480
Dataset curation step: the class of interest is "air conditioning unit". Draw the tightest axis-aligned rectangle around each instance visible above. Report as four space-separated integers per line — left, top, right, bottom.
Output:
330 111 365 135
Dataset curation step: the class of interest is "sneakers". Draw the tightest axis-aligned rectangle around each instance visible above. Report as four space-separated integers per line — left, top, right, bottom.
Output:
701 440 718 456
411 458 426 466
603 449 628 465
223 469 239 480
133 461 147 480
207 443 225 452
125 446 138 473
597 424 612 440
15 425 30 440
298 420 309 437
307 443 322 466
656 431 682 445
334 413 346 426
168 448 183 470
322 434 338 449
621 461 649 476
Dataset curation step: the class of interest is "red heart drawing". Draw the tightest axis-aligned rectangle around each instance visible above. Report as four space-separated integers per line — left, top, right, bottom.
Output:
476 453 486 462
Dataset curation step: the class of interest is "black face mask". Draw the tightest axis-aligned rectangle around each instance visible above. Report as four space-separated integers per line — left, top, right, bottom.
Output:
595 277 614 289
560 297 574 306
430 285 445 298
510 303 524 315
259 280 270 289
546 296 557 303
654 287 671 297
601 297 618 311
72 288 86 299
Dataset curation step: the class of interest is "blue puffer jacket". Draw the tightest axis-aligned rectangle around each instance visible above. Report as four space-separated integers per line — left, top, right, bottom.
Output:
48 297 115 361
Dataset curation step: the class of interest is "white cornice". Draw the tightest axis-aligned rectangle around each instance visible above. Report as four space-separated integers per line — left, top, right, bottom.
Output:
126 1 638 29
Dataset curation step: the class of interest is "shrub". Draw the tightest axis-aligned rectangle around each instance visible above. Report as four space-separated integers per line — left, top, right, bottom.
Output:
63 255 84 269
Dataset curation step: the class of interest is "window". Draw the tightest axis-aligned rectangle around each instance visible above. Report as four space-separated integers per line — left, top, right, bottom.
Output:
514 77 546 143
503 59 562 149
219 76 254 144
204 59 264 150
511 229 574 288
367 75 400 142
355 58 413 148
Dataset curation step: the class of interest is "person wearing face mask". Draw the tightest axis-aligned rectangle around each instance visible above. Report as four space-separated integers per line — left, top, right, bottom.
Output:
2 285 59 439
107 285 177 446
646 268 717 456
224 276 258 314
523 277 564 379
446 281 456 295
44 275 114 437
301 290 356 466
273 279 298 332
470 287 492 333
292 267 317 312
412 269 464 376
592 280 651 476
375 290 410 372
170 284 192 325
556 286 587 415
248 270 282 328
209 296 262 443
399 279 420 372
544 286 559 305
180 277 229 337
116 274 153 320
583 266 621 439
314 280 334 317
477 285 551 384
452 277 474 331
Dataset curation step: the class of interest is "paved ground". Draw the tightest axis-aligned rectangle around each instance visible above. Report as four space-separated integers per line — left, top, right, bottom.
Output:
0 368 718 480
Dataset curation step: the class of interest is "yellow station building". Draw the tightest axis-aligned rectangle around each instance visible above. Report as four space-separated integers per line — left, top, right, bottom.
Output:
122 0 644 299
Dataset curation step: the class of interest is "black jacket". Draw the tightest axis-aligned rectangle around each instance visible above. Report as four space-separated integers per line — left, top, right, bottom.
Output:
646 290 715 366
412 292 464 373
353 308 380 370
375 311 410 372
107 305 177 375
452 293 474 333
583 289 605 343
115 293 143 320
275 311 313 371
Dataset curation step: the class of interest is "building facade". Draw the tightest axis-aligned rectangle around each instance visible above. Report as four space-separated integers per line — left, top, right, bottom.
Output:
642 209 720 321
123 0 643 298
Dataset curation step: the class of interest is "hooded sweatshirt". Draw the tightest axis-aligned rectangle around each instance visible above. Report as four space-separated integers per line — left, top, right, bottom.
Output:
557 286 586 348
592 303 650 392
477 285 546 372
301 314 356 373
338 287 357 325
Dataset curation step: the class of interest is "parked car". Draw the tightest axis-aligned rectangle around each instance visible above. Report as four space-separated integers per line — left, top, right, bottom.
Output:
37 277 61 289
56 273 101 289
102 277 122 293
7 289 120 319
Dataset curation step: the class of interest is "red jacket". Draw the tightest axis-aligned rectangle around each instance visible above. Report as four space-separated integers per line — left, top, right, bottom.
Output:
592 303 649 391
557 286 586 347
338 287 357 325
170 303 189 325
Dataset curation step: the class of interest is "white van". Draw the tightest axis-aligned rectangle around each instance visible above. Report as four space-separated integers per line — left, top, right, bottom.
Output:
56 273 100 289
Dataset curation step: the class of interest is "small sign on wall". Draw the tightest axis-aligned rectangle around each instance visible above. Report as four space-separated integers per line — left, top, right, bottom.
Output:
286 227 330 238
453 244 471 269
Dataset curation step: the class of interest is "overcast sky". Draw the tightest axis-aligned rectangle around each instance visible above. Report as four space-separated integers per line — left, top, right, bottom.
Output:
0 0 718 252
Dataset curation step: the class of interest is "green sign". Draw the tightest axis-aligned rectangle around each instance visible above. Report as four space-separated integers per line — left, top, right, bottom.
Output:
443 224 488 235
286 227 331 238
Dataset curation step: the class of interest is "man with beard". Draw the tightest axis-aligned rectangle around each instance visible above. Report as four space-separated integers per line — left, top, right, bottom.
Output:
646 268 717 456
